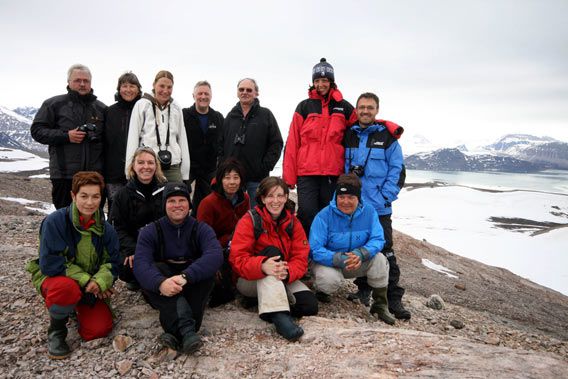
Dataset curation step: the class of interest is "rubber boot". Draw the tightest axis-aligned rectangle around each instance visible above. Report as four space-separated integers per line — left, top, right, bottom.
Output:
181 332 202 354
47 317 71 359
271 312 304 341
347 277 372 306
389 300 411 320
370 287 396 325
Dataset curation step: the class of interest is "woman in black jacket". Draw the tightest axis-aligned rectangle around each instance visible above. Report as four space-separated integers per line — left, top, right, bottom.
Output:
104 72 142 212
110 146 166 290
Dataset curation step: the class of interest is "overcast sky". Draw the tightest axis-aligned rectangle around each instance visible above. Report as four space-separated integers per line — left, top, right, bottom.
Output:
1 0 567 146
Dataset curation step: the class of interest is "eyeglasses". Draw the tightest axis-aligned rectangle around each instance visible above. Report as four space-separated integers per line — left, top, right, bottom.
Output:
238 87 254 93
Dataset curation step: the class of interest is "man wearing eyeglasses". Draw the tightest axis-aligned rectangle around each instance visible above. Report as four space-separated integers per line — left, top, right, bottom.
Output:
342 92 410 320
219 78 283 206
31 64 106 209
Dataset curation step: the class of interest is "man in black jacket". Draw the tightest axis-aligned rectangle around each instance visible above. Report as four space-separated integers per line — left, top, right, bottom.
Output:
182 81 224 215
31 64 106 209
219 78 283 206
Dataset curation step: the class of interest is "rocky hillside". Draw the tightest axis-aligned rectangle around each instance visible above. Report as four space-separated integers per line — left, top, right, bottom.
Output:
0 172 567 378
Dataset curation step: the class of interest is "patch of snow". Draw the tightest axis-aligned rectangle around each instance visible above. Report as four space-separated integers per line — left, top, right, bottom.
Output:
1 196 54 214
396 186 568 295
0 148 48 172
29 173 49 179
0 105 33 124
421 259 458 278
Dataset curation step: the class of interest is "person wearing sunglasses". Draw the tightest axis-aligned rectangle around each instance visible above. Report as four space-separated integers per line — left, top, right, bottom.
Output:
218 78 283 207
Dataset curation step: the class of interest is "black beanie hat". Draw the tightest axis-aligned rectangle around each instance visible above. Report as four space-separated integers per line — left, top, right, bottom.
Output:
312 57 335 83
163 182 191 211
335 182 361 199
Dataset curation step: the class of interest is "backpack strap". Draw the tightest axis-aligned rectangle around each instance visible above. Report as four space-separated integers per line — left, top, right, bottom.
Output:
248 209 264 240
248 208 294 240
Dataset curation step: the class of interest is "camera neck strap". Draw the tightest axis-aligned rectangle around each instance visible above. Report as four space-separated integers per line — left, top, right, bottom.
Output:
349 145 372 171
151 103 171 149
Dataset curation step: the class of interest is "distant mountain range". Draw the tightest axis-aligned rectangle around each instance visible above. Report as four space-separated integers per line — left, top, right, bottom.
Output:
1 104 567 173
0 106 46 156
406 134 568 173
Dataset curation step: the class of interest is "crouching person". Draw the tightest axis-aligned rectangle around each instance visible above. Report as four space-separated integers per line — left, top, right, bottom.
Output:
134 182 223 354
309 174 395 325
229 177 318 342
26 171 120 359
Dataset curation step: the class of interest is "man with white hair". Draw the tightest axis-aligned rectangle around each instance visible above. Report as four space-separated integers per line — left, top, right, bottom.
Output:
31 64 107 209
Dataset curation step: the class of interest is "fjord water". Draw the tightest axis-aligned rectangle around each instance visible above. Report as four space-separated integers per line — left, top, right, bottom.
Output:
406 169 568 195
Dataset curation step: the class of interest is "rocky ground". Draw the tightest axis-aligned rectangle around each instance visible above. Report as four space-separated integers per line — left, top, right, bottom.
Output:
0 172 567 378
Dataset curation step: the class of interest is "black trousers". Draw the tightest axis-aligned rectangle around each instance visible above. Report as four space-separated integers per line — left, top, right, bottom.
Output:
142 263 214 338
354 214 405 303
297 175 337 236
51 179 73 209
188 171 215 217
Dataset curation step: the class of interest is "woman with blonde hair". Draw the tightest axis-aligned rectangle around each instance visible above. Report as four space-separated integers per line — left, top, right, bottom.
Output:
111 146 166 290
125 70 190 182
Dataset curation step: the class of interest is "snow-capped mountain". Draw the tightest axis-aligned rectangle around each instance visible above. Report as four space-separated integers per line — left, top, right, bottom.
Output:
0 105 46 156
406 148 549 173
13 106 38 120
484 134 568 169
405 134 568 172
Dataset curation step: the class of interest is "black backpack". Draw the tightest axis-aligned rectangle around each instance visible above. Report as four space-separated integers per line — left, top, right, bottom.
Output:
247 208 293 240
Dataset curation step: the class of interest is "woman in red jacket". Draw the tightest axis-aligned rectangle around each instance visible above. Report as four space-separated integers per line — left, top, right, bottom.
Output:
229 177 318 341
197 157 250 307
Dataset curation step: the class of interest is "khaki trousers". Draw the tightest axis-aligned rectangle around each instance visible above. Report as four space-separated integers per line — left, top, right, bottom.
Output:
312 253 389 295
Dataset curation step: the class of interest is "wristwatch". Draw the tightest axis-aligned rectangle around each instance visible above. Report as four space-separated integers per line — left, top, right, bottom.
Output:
180 272 188 286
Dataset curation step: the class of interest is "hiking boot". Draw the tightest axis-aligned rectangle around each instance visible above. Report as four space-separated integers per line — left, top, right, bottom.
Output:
240 296 258 310
347 287 372 306
158 333 180 351
125 281 140 292
271 312 304 341
389 301 411 320
181 332 203 354
315 291 331 304
370 287 396 325
47 317 71 359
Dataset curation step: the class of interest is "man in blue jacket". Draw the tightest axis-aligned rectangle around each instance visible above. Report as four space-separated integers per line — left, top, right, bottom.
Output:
134 182 223 354
309 174 395 324
343 92 410 320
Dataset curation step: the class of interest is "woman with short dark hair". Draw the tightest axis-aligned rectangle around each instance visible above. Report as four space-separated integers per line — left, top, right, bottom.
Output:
26 171 120 359
197 157 250 306
103 71 142 211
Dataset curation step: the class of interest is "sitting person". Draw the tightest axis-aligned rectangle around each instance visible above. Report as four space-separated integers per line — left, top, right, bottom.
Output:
197 157 250 307
110 146 166 291
309 174 395 325
26 171 120 359
134 183 223 354
229 177 318 341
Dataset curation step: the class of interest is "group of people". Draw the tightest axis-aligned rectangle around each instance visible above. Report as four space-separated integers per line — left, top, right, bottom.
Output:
26 58 409 359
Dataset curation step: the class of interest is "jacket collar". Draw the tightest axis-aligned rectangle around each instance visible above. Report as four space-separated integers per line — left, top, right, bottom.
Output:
66 86 97 103
308 87 344 104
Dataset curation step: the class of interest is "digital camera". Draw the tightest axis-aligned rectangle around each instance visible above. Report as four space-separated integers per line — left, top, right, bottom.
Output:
349 165 365 177
77 123 99 141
